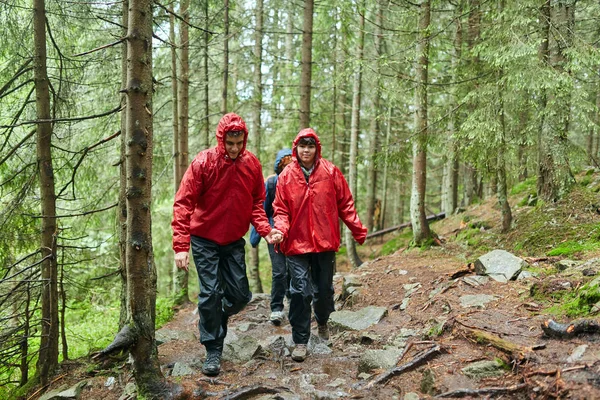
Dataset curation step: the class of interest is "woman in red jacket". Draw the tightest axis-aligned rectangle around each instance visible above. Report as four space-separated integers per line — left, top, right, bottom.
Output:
273 128 367 362
172 113 282 376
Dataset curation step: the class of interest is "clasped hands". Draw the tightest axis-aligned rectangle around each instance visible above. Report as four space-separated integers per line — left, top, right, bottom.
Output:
265 228 284 244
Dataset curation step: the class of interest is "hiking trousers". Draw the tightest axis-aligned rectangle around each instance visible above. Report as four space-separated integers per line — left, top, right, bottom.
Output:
268 242 290 312
287 251 335 344
191 235 252 352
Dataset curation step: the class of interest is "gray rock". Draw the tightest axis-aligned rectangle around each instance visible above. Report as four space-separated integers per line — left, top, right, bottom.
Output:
171 362 195 376
403 283 422 297
308 334 333 355
39 381 87 400
118 382 137 400
357 372 372 380
391 328 420 347
517 271 536 280
566 345 588 362
223 333 262 362
155 328 197 344
555 259 579 271
326 378 346 388
399 298 410 311
462 359 505 380
237 322 257 332
358 348 403 373
248 293 271 304
474 249 528 282
459 294 499 308
463 275 489 286
404 393 420 400
330 306 388 331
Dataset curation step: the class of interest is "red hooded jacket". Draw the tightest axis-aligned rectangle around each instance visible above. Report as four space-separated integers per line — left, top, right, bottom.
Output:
273 129 367 256
172 113 271 252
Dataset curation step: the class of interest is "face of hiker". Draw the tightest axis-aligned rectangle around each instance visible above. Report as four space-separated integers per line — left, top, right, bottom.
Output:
297 143 316 168
225 132 244 160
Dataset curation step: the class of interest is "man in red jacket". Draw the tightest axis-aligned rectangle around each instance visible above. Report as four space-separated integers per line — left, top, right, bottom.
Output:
172 113 282 376
273 128 367 362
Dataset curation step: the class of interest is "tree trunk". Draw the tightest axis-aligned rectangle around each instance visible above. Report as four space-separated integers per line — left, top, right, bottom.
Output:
344 0 366 268
118 0 129 332
124 0 166 395
202 0 210 148
173 0 189 305
247 0 264 294
33 0 59 385
517 109 529 181
285 3 297 134
442 2 461 216
410 0 432 246
498 70 512 232
463 0 481 206
222 0 229 114
299 0 313 129
248 247 263 293
381 107 392 229
365 0 384 233
537 0 575 201
335 17 349 175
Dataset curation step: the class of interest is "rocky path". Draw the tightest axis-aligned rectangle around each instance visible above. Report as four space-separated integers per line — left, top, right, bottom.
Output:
43 245 600 400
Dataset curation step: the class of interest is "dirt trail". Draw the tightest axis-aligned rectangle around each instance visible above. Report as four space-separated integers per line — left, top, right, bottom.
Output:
54 241 600 400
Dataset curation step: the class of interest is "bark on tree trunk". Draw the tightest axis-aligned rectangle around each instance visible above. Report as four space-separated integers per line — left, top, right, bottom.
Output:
222 0 229 114
118 0 129 332
463 0 481 206
345 0 366 269
442 3 462 216
247 0 264 294
173 0 189 305
498 71 512 233
248 247 263 293
381 107 392 230
203 0 210 148
537 0 575 201
33 0 59 385
365 0 384 233
410 0 432 246
299 0 313 129
123 0 166 395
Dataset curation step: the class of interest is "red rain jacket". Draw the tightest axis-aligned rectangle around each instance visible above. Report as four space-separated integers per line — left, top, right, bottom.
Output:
172 113 271 252
273 129 367 256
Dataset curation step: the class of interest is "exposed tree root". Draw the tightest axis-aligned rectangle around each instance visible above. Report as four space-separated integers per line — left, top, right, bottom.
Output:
541 319 600 338
435 383 527 398
92 324 137 361
367 345 442 387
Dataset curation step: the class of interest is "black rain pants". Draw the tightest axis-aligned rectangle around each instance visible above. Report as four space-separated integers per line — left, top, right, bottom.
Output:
191 235 252 352
287 251 335 344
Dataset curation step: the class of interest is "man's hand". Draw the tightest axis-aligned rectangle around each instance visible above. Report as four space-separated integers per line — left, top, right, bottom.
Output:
175 251 189 271
265 228 284 244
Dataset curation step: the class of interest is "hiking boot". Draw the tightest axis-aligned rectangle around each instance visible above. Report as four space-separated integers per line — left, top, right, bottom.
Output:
318 323 329 341
270 310 285 326
202 351 221 376
291 344 307 362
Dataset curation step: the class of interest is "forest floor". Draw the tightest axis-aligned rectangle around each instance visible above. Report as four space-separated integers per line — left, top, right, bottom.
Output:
28 176 600 400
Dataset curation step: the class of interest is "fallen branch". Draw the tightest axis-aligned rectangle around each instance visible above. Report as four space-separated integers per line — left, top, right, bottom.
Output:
435 383 527 398
367 345 442 387
217 385 291 400
460 326 531 359
541 319 600 338
448 264 474 279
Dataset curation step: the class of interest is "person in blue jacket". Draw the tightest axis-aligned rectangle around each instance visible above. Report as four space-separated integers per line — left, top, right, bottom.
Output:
250 148 293 325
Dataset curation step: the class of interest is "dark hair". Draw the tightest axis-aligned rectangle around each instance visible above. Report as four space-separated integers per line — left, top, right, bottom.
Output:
298 136 316 146
226 130 244 137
